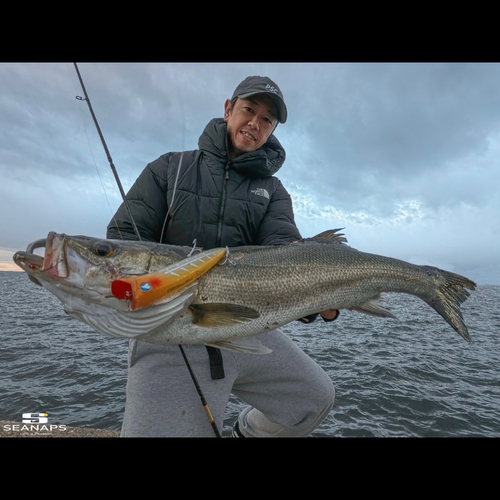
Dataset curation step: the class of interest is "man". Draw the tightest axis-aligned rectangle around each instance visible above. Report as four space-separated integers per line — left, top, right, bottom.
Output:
107 75 336 437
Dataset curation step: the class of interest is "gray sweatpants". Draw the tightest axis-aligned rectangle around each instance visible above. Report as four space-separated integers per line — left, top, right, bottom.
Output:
120 330 335 437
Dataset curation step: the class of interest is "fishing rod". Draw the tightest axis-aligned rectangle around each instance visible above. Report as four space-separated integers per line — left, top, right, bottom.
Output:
73 62 222 438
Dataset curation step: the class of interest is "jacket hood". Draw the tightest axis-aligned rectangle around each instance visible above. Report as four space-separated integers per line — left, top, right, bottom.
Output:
198 118 286 177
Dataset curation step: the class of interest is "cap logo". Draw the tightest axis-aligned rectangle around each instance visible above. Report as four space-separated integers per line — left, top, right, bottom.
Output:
265 84 279 94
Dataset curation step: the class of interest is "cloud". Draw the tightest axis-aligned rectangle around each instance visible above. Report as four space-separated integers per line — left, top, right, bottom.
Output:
1 62 499 285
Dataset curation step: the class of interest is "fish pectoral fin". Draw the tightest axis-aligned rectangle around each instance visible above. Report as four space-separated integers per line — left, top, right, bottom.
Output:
205 337 272 355
190 303 260 327
351 296 397 319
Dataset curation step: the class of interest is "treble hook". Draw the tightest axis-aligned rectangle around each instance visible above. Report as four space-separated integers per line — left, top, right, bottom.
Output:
220 246 236 266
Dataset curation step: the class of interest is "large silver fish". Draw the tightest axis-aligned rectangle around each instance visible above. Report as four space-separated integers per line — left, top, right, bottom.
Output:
13 229 476 354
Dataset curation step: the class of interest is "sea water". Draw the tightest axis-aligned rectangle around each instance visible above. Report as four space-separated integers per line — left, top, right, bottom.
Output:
1 271 499 437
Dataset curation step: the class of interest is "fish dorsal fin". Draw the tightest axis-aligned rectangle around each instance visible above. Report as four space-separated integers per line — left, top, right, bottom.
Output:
302 228 348 245
205 337 273 354
190 303 260 327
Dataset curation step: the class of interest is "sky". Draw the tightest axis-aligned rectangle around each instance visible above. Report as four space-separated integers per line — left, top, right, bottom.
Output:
1 62 499 285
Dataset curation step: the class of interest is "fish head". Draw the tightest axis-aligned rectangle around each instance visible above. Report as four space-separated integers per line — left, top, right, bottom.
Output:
13 232 188 309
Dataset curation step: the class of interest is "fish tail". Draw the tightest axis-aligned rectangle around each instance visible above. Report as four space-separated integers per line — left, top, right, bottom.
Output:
420 266 476 342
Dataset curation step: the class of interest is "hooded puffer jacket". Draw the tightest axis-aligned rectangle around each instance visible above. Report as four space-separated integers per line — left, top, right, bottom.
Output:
107 118 301 249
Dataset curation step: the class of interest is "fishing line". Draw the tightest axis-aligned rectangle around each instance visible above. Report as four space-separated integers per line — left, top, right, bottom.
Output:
73 63 142 242
159 150 184 243
155 84 221 436
159 83 194 243
73 62 222 438
66 64 123 239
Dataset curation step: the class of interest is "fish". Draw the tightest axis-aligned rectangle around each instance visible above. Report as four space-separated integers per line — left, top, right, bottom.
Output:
13 229 476 354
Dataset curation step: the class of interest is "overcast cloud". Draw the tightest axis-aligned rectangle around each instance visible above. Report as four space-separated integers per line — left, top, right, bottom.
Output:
1 62 499 285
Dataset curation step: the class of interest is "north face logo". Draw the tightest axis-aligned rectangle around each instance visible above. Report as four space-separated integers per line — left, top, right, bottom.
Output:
251 188 270 199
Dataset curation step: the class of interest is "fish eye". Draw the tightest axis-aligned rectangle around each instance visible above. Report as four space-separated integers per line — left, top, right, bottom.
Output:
94 242 114 257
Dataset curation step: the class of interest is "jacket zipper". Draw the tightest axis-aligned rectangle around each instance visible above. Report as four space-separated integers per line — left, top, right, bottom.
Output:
216 163 230 246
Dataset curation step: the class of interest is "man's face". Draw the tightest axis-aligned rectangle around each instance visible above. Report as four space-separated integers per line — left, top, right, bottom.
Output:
224 94 278 158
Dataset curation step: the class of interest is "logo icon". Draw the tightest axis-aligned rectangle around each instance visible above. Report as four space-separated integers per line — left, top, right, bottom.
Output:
2 412 67 434
251 188 270 200
140 283 152 292
22 412 48 423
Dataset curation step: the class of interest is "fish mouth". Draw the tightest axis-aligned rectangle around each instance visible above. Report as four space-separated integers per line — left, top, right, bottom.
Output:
14 232 131 312
41 232 69 279
13 232 72 283
13 247 45 286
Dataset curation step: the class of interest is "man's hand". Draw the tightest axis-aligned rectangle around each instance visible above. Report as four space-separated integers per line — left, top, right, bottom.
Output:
298 309 340 324
319 309 339 321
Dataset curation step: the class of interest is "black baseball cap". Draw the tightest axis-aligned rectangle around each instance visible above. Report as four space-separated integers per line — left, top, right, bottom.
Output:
231 76 288 124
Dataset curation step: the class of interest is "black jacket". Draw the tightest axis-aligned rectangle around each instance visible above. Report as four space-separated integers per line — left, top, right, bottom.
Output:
107 118 301 248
